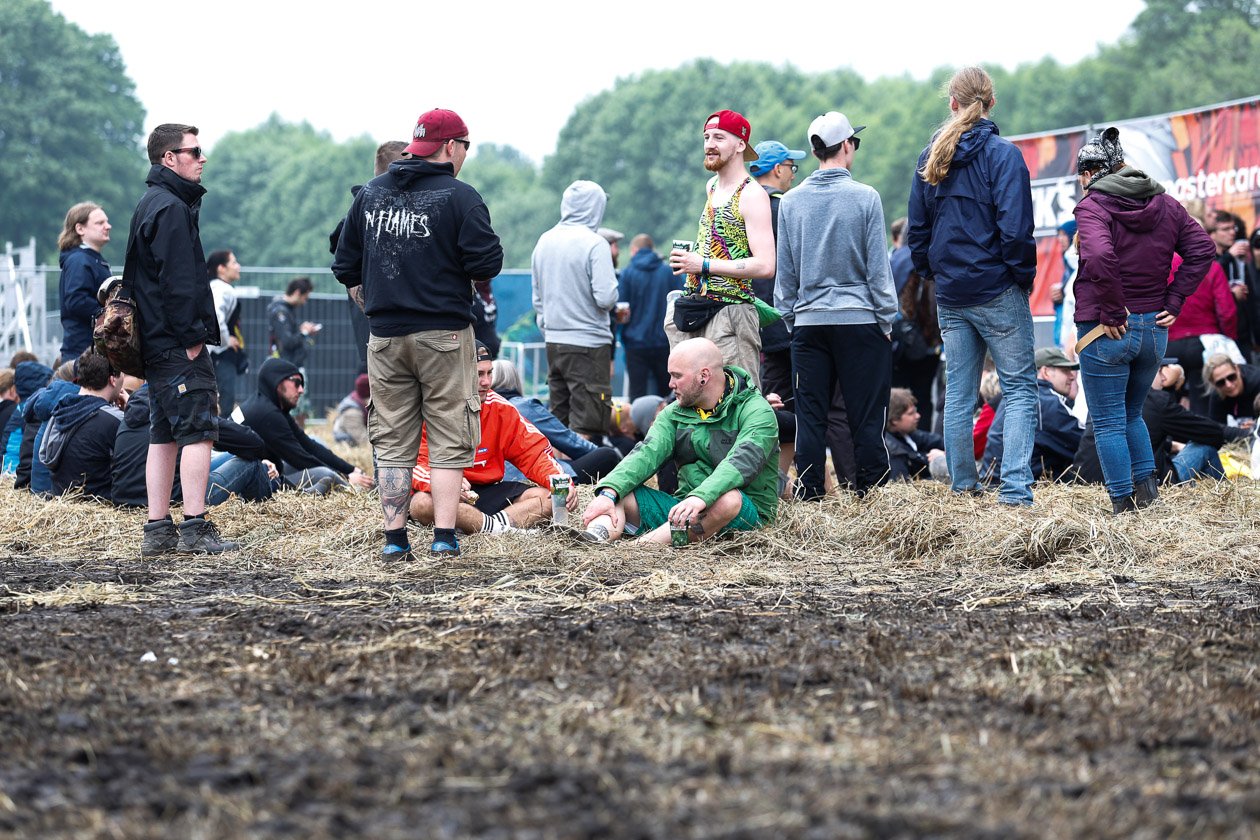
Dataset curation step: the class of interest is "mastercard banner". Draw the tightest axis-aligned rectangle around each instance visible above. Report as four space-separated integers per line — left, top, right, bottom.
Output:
1010 96 1260 315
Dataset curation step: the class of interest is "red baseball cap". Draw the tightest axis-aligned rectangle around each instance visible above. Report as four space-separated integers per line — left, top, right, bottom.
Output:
704 110 757 161
404 108 469 157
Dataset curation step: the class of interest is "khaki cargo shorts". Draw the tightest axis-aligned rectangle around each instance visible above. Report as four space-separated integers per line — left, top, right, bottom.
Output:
366 326 480 469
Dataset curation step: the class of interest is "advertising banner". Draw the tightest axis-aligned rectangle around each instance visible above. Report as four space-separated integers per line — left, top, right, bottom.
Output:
1011 96 1260 318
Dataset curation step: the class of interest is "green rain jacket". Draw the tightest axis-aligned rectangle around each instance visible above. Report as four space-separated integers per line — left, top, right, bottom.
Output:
599 365 779 524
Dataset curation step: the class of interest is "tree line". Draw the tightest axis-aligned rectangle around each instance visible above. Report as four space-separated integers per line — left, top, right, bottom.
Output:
3 0 1258 285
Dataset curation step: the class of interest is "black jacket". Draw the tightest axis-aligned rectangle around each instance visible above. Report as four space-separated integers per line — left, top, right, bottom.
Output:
42 393 123 499
1071 388 1249 483
1206 363 1260 424
885 428 945 481
126 165 219 360
239 358 355 475
267 296 310 367
983 378 1083 481
58 246 111 361
111 384 272 507
331 158 503 337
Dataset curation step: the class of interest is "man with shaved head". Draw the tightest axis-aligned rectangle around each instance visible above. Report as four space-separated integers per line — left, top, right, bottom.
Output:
572 337 780 545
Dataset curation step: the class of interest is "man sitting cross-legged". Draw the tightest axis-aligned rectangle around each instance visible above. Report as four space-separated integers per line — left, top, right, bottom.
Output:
409 341 578 537
573 337 779 545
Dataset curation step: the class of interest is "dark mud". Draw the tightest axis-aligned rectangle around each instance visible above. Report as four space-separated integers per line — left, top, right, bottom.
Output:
2 556 1258 839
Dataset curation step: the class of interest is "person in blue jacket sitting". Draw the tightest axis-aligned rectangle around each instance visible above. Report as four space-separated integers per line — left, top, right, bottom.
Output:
490 359 621 485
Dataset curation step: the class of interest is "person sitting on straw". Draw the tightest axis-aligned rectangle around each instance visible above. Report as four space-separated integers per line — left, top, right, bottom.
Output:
571 337 779 545
408 341 579 536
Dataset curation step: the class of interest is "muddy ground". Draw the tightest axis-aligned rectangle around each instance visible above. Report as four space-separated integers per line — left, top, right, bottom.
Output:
1 482 1259 839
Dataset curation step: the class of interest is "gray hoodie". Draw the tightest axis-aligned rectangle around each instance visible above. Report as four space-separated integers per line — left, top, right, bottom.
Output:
775 167 898 333
530 180 619 347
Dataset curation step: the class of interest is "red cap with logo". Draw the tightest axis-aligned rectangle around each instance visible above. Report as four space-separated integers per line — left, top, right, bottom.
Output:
704 110 757 161
404 108 469 157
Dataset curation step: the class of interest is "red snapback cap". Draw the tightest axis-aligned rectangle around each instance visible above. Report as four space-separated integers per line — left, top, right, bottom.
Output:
404 108 469 157
704 110 757 160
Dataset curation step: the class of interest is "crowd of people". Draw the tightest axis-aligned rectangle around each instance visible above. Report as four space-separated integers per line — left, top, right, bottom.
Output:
5 67 1260 559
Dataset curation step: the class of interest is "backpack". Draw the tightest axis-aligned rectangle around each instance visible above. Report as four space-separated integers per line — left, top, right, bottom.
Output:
892 271 940 364
93 278 144 377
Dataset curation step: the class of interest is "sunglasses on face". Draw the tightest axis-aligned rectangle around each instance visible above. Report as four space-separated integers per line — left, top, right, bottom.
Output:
287 375 305 388
778 162 799 173
850 136 861 150
1213 371 1239 388
170 146 203 159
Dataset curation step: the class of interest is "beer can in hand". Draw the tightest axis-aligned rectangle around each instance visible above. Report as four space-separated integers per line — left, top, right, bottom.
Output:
670 519 690 547
550 474 570 527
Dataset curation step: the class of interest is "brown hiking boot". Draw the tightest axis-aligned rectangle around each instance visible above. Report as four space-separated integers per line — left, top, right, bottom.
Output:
178 517 240 554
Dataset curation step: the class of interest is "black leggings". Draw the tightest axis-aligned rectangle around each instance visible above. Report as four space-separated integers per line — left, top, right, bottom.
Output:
569 446 623 484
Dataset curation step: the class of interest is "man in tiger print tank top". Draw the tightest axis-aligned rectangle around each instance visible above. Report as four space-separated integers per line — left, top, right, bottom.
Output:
666 110 776 389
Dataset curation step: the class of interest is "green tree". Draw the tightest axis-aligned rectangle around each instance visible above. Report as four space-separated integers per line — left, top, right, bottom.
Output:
0 0 145 264
460 143 558 269
198 116 375 288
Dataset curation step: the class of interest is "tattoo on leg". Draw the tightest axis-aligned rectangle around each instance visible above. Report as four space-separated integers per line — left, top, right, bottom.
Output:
377 467 411 523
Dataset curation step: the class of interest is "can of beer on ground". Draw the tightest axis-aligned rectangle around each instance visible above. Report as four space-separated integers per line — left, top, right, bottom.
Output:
670 518 690 547
550 474 569 527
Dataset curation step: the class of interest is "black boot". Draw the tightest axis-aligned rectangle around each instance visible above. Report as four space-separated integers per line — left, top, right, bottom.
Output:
1133 474 1160 509
1111 494 1138 515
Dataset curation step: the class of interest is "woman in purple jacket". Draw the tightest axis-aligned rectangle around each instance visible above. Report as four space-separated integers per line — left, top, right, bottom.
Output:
1073 128 1217 513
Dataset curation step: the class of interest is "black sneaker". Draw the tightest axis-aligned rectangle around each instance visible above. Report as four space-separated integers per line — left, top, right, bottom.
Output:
178 518 240 554
141 518 180 557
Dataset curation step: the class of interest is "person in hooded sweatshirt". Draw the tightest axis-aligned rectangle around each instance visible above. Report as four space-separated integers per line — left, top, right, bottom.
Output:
907 66 1038 507
1072 127 1217 513
240 357 374 493
332 107 503 561
530 180 619 440
3 360 53 478
617 234 685 400
40 350 124 499
23 361 80 497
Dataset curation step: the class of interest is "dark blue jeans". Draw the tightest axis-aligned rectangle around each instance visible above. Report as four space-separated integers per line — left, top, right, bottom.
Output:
1077 312 1167 499
206 452 273 505
212 351 239 418
624 345 671 400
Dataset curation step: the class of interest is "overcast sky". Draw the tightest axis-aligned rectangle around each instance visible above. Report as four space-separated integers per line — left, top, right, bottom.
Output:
51 0 1145 164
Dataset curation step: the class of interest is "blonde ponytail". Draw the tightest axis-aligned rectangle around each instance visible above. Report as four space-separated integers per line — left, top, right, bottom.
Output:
919 67 994 187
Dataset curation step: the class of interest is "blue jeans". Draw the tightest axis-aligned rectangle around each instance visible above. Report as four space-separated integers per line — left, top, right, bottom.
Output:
1172 442 1225 483
1077 312 1167 499
938 285 1038 505
207 453 274 505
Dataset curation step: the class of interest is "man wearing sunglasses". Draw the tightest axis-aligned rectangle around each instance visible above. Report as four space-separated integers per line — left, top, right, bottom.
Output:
333 108 504 561
775 112 899 500
126 123 238 557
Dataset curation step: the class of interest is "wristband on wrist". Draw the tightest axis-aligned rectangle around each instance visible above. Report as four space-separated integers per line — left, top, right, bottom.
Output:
701 258 711 278
596 488 618 503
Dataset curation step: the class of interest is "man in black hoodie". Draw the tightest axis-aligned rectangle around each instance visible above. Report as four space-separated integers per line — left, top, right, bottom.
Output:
126 123 236 556
41 350 123 499
240 358 373 492
332 108 504 560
